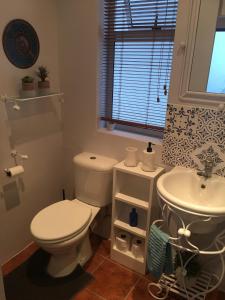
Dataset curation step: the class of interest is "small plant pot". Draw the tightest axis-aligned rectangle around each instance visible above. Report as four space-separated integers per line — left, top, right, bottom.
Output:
38 81 50 96
21 82 36 98
22 82 34 91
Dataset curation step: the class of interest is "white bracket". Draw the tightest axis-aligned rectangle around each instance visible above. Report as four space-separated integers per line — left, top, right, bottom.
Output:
11 150 29 165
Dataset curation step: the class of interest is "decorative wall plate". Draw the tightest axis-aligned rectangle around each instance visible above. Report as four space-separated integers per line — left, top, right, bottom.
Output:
2 19 40 69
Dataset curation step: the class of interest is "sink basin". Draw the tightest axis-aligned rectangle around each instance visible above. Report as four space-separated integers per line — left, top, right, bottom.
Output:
157 166 225 217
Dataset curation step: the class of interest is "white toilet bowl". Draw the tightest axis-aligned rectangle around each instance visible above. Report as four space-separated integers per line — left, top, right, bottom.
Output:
30 152 117 278
30 199 100 278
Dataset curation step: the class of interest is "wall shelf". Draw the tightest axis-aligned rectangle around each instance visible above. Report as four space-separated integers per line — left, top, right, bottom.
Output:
114 193 149 210
1 92 64 110
111 161 164 275
114 219 146 238
115 161 164 179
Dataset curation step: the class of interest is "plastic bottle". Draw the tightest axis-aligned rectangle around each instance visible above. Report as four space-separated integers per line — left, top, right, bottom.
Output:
129 208 138 227
141 142 156 172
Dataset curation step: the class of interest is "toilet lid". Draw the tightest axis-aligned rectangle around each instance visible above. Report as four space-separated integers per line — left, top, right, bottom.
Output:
30 200 92 241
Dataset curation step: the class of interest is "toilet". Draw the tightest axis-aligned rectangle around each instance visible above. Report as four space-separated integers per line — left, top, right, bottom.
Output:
30 152 117 278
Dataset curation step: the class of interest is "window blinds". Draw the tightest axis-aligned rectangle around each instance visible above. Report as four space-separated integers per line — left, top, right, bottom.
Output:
100 0 178 131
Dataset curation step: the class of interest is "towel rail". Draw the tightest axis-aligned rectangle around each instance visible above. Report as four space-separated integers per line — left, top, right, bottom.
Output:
148 201 225 300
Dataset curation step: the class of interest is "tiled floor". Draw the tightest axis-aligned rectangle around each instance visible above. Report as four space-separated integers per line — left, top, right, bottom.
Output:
77 235 225 300
2 235 225 300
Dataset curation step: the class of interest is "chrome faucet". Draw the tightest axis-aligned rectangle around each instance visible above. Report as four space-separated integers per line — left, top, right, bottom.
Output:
197 158 214 179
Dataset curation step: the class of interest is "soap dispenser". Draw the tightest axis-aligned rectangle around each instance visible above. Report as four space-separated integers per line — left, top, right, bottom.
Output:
141 142 156 172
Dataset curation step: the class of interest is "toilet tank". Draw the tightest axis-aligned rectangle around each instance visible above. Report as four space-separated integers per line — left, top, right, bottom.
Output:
73 152 118 207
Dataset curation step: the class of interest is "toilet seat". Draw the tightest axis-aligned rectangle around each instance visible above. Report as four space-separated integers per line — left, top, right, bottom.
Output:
31 200 92 243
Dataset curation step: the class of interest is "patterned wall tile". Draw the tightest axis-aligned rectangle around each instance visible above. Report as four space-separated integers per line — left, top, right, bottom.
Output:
162 134 200 168
196 108 220 142
212 110 225 144
191 143 225 172
162 104 225 177
165 104 198 139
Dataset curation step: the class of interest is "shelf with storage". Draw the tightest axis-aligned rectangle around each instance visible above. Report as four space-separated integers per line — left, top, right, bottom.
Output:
111 161 164 275
114 193 149 210
1 92 64 110
111 244 145 274
111 226 145 273
1 92 64 102
112 245 144 263
114 200 147 232
113 219 146 238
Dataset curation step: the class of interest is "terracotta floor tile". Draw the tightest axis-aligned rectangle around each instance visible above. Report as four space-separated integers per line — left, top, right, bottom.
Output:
71 288 105 300
127 277 185 300
144 272 157 282
87 259 140 300
85 254 105 274
126 278 156 300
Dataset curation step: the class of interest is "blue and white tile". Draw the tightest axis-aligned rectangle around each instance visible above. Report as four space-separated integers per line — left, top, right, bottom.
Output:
162 103 225 177
165 104 198 139
196 108 222 143
191 142 225 173
162 134 201 168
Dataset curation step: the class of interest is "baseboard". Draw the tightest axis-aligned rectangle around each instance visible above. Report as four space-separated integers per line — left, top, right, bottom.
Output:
1 242 39 276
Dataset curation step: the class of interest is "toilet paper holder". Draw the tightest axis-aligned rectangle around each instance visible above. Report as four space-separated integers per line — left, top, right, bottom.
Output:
3 150 28 177
10 150 29 161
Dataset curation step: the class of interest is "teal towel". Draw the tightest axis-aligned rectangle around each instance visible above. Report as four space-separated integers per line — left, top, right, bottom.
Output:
147 224 173 279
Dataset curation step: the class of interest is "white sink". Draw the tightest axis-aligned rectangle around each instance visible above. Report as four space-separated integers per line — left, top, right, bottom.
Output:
157 166 225 217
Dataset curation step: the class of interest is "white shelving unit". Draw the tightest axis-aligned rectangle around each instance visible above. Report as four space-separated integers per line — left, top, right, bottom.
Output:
111 161 164 274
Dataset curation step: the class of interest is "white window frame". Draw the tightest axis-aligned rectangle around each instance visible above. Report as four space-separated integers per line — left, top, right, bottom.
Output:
170 0 225 106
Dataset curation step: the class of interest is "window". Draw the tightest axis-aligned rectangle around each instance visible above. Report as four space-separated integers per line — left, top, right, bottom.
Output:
100 0 178 135
207 31 225 94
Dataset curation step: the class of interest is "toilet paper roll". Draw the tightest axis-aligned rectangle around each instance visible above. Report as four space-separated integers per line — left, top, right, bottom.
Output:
4 165 24 177
115 231 131 252
131 237 144 259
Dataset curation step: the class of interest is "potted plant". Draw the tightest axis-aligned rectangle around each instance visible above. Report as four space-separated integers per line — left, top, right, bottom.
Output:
36 66 50 95
21 76 35 98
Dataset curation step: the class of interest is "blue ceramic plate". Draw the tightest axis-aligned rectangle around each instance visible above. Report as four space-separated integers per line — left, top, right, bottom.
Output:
2 19 40 69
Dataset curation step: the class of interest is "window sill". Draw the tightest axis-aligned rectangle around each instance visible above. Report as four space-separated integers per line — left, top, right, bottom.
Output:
97 128 163 146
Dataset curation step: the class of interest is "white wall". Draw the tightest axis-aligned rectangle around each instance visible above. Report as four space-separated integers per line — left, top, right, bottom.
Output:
57 0 163 198
220 0 225 15
0 0 63 263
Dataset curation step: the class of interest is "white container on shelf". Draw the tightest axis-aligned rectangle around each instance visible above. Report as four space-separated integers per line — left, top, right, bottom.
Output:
131 237 144 259
124 147 138 167
115 231 131 252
